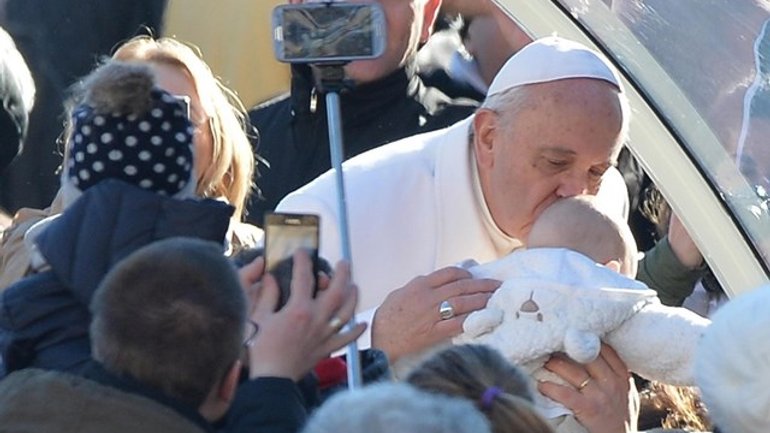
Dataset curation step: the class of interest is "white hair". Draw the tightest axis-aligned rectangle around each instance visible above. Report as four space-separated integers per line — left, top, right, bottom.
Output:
302 382 492 433
480 84 531 119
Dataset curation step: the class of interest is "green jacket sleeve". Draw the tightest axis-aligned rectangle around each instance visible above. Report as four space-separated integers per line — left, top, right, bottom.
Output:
636 237 707 306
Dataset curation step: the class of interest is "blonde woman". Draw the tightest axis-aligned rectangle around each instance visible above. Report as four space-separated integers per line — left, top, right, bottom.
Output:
0 35 260 290
112 36 255 222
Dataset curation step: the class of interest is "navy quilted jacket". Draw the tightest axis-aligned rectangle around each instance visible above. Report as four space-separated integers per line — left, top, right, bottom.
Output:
0 180 233 377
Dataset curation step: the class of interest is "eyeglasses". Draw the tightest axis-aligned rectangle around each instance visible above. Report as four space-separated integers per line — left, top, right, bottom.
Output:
242 319 259 348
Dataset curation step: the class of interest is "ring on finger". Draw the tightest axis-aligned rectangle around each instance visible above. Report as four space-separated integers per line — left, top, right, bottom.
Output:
577 377 591 391
439 300 455 320
328 316 344 331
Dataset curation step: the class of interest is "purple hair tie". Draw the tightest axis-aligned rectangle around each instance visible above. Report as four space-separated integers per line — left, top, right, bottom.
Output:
480 386 503 410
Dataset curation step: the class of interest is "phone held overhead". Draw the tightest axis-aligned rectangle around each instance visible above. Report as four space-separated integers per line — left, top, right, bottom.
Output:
269 1 379 388
272 2 386 64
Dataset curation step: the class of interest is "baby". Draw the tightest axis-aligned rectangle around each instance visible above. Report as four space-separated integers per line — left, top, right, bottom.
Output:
455 196 710 433
60 60 197 204
24 60 204 272
0 60 234 376
527 194 638 277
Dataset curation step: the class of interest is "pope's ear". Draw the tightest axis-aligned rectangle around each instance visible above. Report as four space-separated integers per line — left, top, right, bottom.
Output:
473 109 498 169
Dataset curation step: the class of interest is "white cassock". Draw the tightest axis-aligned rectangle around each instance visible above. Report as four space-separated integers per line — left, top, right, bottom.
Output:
277 115 629 347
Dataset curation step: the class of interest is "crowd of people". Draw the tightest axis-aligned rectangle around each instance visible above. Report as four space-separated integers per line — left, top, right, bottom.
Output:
0 1 767 433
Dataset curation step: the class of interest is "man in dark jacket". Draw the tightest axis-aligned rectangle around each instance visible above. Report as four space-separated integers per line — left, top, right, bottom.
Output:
247 0 478 226
0 237 349 433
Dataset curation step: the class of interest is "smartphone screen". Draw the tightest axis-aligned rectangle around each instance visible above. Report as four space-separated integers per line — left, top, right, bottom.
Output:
264 212 320 308
272 3 386 63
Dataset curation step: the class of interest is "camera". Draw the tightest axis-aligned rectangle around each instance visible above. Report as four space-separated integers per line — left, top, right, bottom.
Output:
272 2 387 64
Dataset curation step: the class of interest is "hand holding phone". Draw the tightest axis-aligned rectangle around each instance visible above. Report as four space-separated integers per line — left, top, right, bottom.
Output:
264 212 320 310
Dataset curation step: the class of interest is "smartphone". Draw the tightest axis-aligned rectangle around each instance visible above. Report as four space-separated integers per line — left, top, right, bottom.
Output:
264 212 320 309
272 2 387 63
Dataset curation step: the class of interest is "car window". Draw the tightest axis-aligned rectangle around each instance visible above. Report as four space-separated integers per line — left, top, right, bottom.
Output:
555 0 770 269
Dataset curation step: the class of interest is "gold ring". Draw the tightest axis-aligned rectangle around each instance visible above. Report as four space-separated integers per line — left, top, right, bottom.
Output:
577 377 591 391
328 316 344 331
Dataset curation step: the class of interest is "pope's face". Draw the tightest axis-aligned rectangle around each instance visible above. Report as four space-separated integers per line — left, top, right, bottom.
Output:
474 79 625 241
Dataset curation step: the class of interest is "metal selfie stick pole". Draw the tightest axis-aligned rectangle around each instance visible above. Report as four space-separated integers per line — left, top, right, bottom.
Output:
273 0 387 392
315 65 363 389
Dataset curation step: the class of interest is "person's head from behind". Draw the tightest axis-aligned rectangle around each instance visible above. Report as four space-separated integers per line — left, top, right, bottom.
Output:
112 36 254 220
90 237 246 421
0 26 35 174
406 344 554 433
297 0 442 84
695 284 770 433
60 60 197 206
472 36 629 242
527 195 638 277
302 382 492 433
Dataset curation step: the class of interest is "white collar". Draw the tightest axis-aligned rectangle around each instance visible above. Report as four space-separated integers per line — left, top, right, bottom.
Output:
469 145 523 256
433 116 522 268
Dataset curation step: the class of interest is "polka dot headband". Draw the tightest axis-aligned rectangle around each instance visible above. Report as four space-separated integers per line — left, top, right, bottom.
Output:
66 88 195 197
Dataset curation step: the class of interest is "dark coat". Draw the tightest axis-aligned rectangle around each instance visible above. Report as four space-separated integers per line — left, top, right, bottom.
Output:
225 376 309 433
246 63 478 226
0 180 233 377
0 364 309 433
0 367 212 433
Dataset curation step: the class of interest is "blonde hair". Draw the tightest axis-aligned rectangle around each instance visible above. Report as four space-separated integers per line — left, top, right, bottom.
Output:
638 382 711 432
111 36 255 220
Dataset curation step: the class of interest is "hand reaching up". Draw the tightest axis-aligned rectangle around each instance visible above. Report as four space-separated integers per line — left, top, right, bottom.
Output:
244 250 365 381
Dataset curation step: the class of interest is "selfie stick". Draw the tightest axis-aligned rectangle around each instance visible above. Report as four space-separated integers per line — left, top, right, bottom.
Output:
315 65 364 389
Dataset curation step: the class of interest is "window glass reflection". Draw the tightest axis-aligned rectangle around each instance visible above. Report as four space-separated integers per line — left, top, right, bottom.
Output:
558 0 770 264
